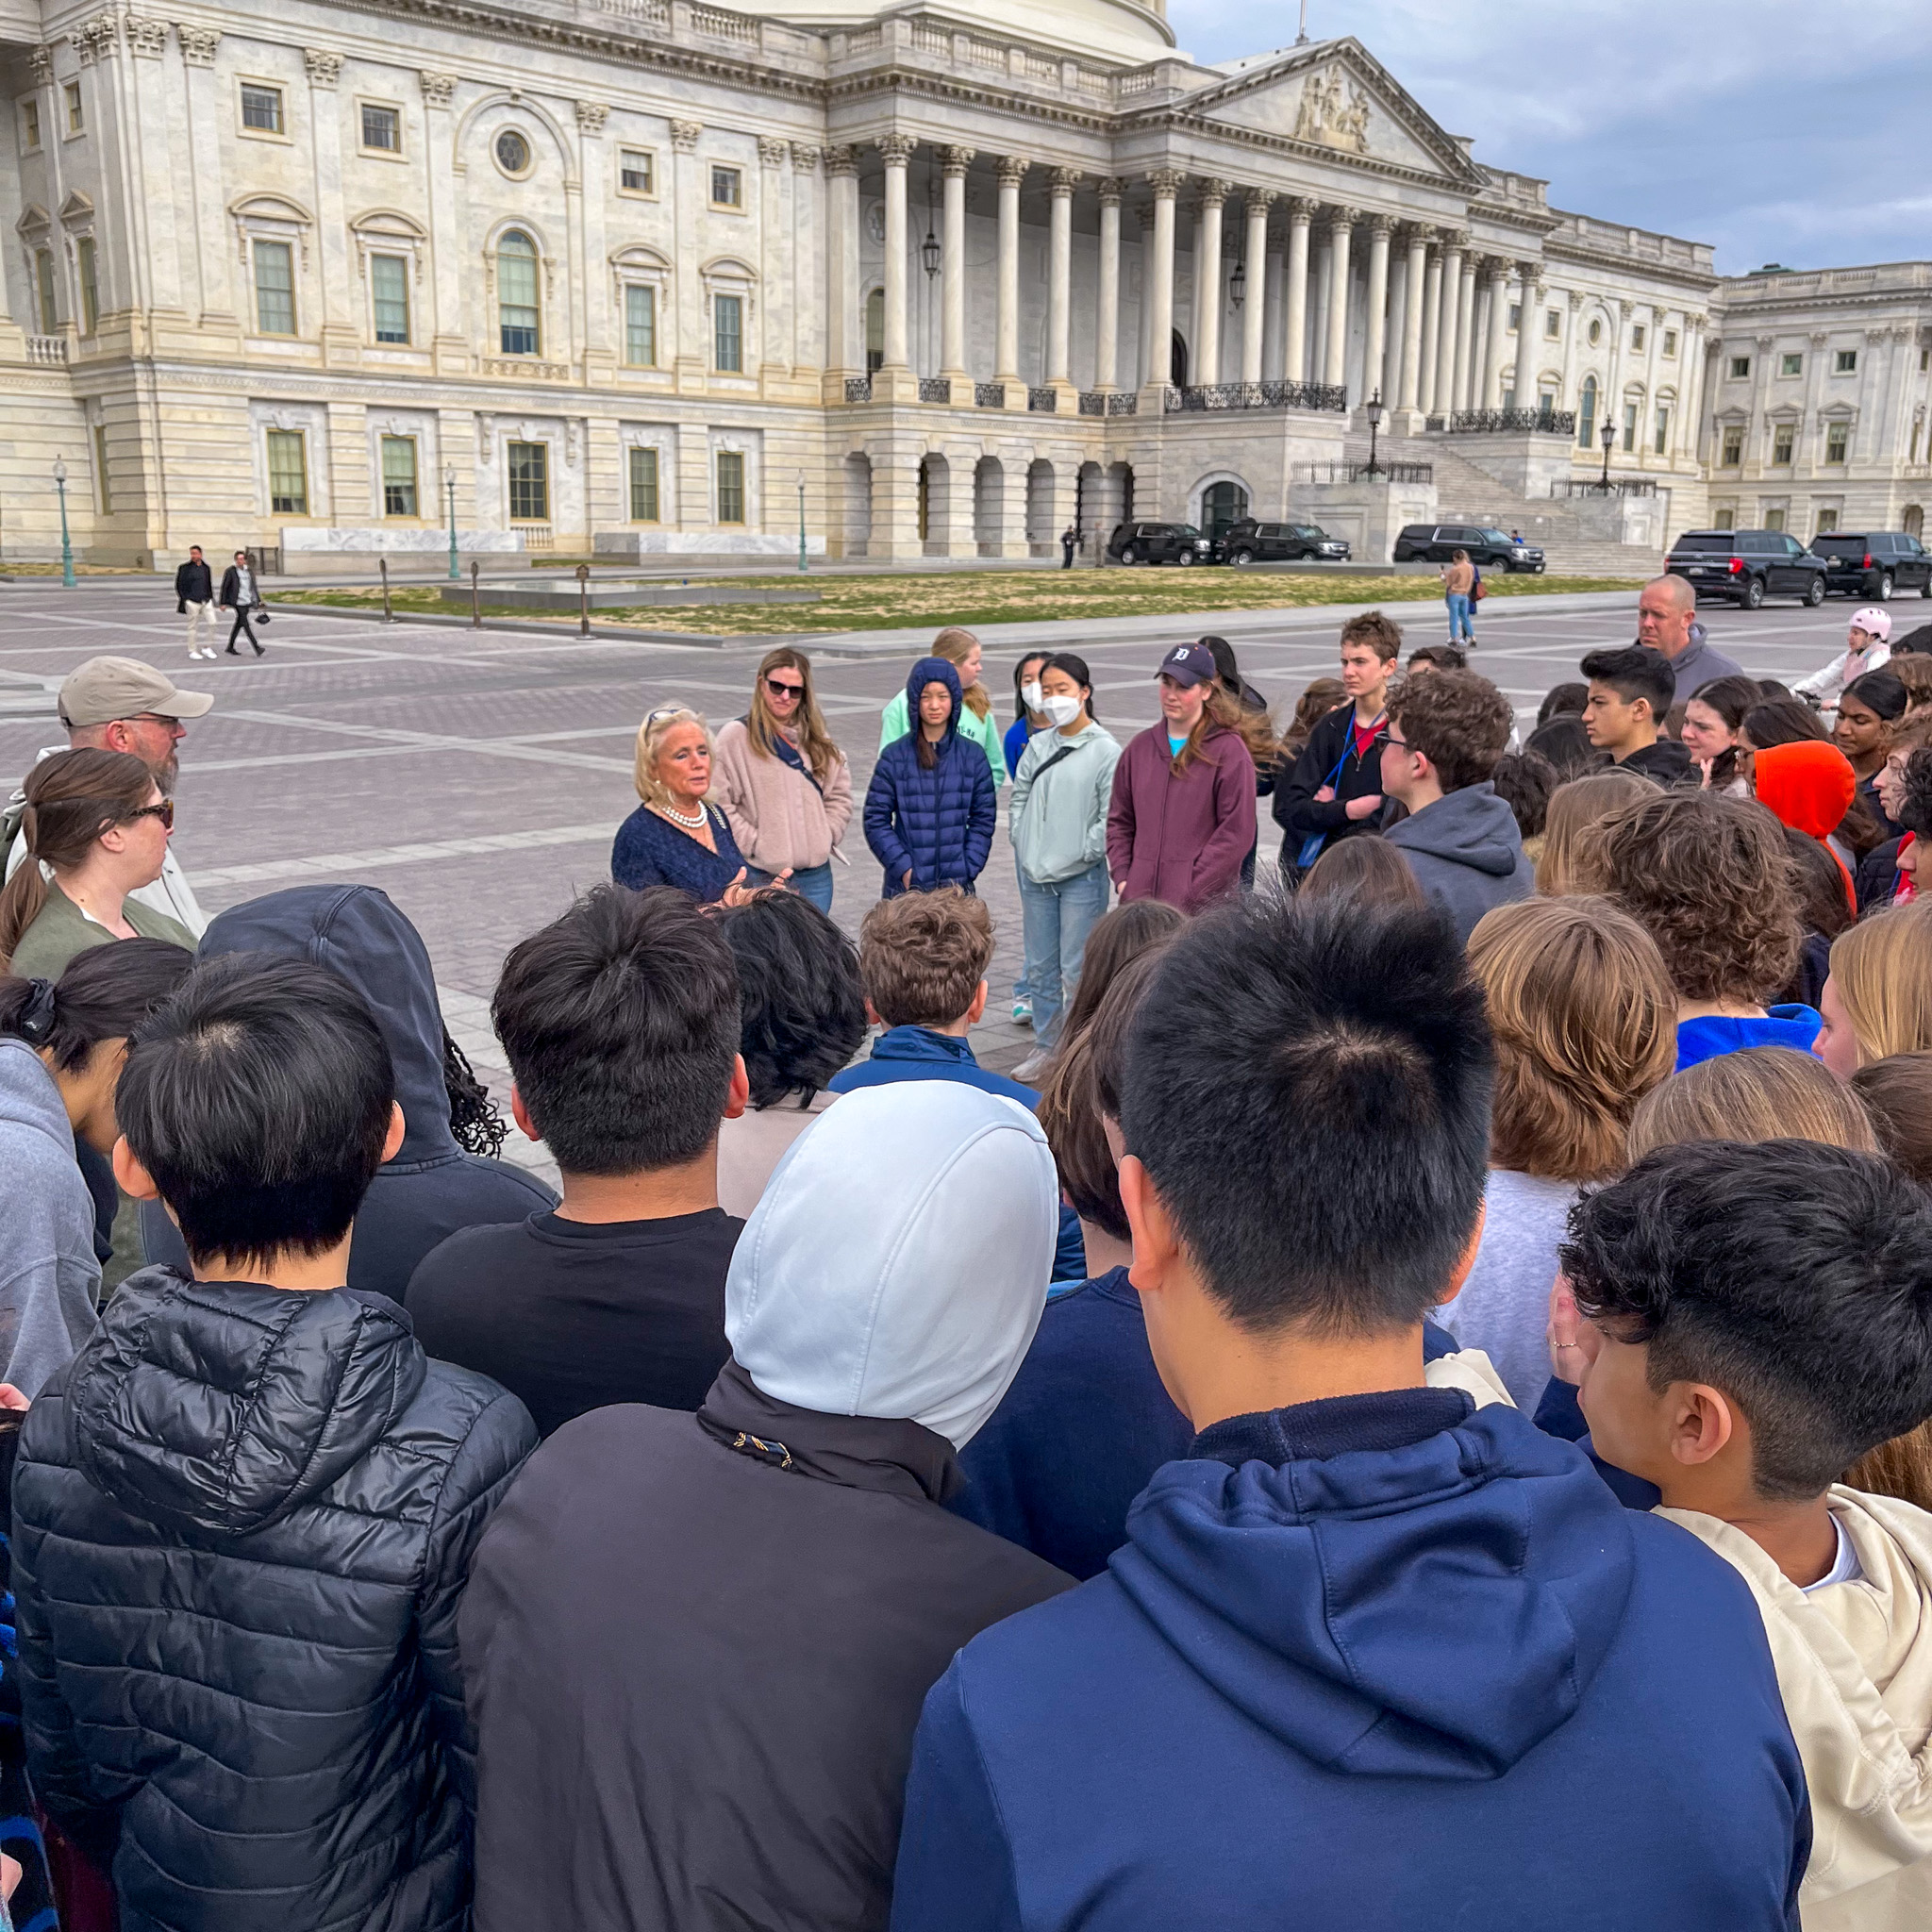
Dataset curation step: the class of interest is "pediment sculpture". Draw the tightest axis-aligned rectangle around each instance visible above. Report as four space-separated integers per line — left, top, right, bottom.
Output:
1293 67 1372 154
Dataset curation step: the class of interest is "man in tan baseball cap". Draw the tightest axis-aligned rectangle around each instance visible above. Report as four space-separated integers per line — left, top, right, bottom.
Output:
6 656 214 934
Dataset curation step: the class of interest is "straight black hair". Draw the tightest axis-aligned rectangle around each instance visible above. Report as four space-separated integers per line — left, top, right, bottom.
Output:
0 939 192 1074
1580 644 1675 717
1011 650 1051 724
492 885 740 1175
1042 650 1097 722
715 891 866 1107
1524 713 1602 781
1120 894 1493 1334
1844 668 1908 723
1538 681 1590 728
115 954 394 1270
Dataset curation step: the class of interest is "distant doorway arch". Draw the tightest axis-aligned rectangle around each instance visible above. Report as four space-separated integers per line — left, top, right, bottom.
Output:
1907 504 1924 540
1201 480 1248 537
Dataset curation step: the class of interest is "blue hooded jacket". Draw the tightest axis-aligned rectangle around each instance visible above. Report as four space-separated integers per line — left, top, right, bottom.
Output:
894 1391 1809 1932
865 658 996 897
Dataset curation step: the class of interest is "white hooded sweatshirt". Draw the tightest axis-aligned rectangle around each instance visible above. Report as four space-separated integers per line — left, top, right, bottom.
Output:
1658 1487 1932 1929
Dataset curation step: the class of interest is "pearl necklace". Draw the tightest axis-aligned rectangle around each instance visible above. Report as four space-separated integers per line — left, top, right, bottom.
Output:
658 798 708 830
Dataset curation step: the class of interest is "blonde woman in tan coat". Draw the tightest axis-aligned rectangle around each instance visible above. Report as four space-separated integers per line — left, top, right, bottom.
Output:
712 647 853 913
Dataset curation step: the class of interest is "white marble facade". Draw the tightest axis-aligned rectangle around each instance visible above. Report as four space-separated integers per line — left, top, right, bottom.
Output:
0 0 1924 566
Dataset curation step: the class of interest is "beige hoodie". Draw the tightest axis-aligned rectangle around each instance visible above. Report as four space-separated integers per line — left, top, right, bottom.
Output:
1657 1488 1932 1929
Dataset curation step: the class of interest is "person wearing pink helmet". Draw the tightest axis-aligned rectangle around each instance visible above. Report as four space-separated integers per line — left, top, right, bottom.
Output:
1796 606 1891 718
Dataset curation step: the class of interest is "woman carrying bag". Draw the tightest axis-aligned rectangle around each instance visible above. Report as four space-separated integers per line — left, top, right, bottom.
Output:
712 647 852 915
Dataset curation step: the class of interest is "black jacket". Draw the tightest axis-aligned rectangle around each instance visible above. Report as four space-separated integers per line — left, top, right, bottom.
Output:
1273 701 1388 859
461 1361 1072 1931
1858 835 1905 913
11 1266 538 1932
1620 738 1693 785
216 564 258 608
173 558 211 607
142 885 556 1298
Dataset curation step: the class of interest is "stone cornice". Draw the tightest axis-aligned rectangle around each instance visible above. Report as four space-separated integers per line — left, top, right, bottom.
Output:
1541 236 1721 296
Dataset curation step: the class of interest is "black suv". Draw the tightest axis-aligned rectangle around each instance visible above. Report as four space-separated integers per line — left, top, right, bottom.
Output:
1107 522 1214 566
1215 520 1352 565
1807 531 1932 601
1665 530 1829 608
1391 524 1546 573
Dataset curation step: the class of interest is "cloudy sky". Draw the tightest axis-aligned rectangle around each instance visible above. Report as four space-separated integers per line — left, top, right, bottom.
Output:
1165 0 1928 276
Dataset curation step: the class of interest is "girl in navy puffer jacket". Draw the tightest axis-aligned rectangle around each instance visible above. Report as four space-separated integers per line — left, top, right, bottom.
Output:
865 657 996 897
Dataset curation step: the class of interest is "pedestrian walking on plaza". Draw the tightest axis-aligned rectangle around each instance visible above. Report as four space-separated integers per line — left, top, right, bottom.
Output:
711 646 851 914
1008 653 1120 1080
174 544 215 659
217 549 266 656
1441 546 1476 644
865 657 996 897
1061 524 1078 568
878 627 1006 790
5 656 212 938
614 705 765 907
1274 610 1400 874
1106 641 1257 914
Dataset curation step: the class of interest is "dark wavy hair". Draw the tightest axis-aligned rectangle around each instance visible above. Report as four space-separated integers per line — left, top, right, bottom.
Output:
0 939 192 1073
714 891 866 1107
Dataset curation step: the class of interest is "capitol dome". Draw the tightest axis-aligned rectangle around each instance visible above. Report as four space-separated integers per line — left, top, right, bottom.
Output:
766 0 1176 64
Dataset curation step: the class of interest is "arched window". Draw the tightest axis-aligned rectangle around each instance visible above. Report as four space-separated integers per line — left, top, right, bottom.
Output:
1202 480 1248 536
498 231 540 356
864 288 883 372
1577 375 1598 450
1907 505 1924 541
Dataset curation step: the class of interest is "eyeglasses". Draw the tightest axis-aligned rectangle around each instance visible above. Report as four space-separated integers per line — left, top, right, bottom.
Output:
764 677 806 698
643 705 693 724
126 799 175 830
1384 734 1411 753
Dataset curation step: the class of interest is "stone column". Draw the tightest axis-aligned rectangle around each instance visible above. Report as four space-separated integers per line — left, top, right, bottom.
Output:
1479 258 1508 409
1283 197 1313 384
670 120 707 393
1322 209 1356 391
1431 231 1462 416
1559 289 1582 425
1678 313 1707 462
1396 225 1427 410
1240 192 1271 384
1361 215 1391 408
577 107 616 375
1608 298 1632 452
1419 241 1443 413
1047 167 1080 389
824 146 859 385
757 135 789 385
940 146 972 382
1262 241 1285 379
1515 261 1541 412
1095 178 1123 391
995 156 1026 386
1142 169 1180 402
1195 180 1228 386
1136 205 1155 390
878 136 913 381
419 72 464 371
791 145 820 373
177 31 233 327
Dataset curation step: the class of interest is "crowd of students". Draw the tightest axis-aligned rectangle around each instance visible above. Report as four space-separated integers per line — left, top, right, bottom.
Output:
2 590 1932 1929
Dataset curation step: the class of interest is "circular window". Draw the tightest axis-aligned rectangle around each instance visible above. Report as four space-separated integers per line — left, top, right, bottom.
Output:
494 128 531 176
1588 318 1603 346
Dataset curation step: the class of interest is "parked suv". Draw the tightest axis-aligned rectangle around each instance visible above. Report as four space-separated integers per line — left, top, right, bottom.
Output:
1665 530 1829 608
1107 522 1214 566
1807 531 1932 601
1216 520 1352 565
1391 524 1546 573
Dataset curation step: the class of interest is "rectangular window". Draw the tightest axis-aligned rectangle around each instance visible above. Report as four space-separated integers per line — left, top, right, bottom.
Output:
63 82 81 134
1764 508 1786 533
1780 352 1802 376
360 103 401 153
34 249 57 334
710 164 742 208
620 148 654 194
240 84 284 134
1773 424 1795 465
625 283 656 367
1713 508 1736 530
1632 324 1646 352
371 254 409 343
497 242 540 355
715 449 744 524
1721 425 1743 467
253 240 295 335
628 445 659 522
92 424 110 514
1729 355 1751 379
1653 406 1670 456
1621 402 1638 452
76 236 98 332
1507 303 1521 332
714 292 742 372
1816 508 1840 535
508 441 548 522
1663 328 1678 356
380 436 418 517
21 99 39 149
1835 349 1858 375
1545 308 1560 340
1826 420 1850 463
266 428 308 515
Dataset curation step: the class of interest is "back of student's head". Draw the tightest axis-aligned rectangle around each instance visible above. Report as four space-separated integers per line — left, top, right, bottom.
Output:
0 939 192 1073
1563 1140 1932 1499
1827 897 1932 1064
116 954 394 1270
1056 899 1184 1047
1595 791 1799 1005
1537 681 1590 728
1385 669 1513 792
1851 1051 1932 1186
1535 768 1657 894
1298 833 1424 907
1120 894 1491 1332
1741 697 1829 750
1579 644 1674 718
1490 751 1558 843
1284 677 1346 756
1627 1046 1879 1164
1407 643 1467 674
858 887 994 1029
1467 895 1676 1183
492 884 740 1175
714 891 865 1107
1523 713 1601 783
1783 826 1853 941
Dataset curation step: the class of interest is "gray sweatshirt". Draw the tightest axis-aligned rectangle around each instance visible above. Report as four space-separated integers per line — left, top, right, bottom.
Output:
0 1038 101 1397
1385 781 1533 945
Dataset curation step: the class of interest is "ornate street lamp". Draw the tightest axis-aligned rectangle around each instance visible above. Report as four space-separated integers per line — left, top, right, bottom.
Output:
444 464 459 580
1364 390 1385 478
1228 258 1245 310
922 168 941 280
1598 417 1616 492
52 455 74 590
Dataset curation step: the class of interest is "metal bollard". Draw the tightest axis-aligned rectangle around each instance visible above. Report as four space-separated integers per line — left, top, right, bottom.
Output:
470 559 482 628
378 557 392 624
576 561 591 638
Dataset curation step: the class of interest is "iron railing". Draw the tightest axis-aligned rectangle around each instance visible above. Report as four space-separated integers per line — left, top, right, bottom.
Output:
1295 460 1434 484
844 375 872 403
918 376 952 404
1425 408 1576 435
1027 386 1058 412
974 382 1007 408
1107 391 1138 416
1164 380 1347 414
1553 475 1658 497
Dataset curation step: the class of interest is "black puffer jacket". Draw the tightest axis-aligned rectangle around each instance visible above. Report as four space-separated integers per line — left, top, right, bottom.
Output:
11 1265 538 1932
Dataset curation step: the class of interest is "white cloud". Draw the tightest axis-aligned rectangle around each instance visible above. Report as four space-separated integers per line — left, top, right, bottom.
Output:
1164 0 1931 275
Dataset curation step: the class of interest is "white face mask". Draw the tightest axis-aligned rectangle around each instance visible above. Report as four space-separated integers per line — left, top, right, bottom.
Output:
1021 681 1045 713
1041 692 1083 728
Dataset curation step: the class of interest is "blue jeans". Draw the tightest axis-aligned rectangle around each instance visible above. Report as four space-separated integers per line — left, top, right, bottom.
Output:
1446 592 1474 641
1011 854 1036 1007
1017 862 1109 1052
746 861 833 913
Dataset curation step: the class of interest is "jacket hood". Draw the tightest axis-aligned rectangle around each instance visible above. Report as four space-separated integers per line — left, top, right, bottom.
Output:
1660 1488 1932 1907
1113 1402 1637 1779
66 1265 427 1537
1756 741 1857 842
0 1035 73 1150
198 884 455 1164
725 1082 1055 1448
1387 782 1524 879
904 657 962 748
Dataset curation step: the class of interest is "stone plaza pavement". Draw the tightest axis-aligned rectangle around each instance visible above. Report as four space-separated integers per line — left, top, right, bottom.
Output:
0 578 1883 1188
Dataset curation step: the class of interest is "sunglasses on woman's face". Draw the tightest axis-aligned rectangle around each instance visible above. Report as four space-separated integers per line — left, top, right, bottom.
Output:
765 677 805 698
128 799 175 830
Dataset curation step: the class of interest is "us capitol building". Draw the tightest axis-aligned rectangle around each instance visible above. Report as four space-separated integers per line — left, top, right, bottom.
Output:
4 0 1929 570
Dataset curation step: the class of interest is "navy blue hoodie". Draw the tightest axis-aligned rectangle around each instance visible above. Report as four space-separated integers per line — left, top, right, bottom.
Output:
864 657 996 896
893 1391 1809 1931
141 885 555 1299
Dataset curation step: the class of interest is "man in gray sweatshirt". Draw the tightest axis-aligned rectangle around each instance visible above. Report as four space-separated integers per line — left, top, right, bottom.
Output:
1381 670 1533 945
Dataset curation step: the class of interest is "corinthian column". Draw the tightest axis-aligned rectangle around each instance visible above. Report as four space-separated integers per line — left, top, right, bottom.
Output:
878 135 914 377
1047 167 1080 388
1361 215 1391 408
1195 180 1229 385
1397 225 1429 410
1095 178 1123 391
1283 197 1313 384
995 156 1026 387
1240 192 1272 383
940 145 972 382
1323 209 1357 391
1480 256 1509 409
1418 242 1443 413
1143 169 1181 398
1432 230 1463 415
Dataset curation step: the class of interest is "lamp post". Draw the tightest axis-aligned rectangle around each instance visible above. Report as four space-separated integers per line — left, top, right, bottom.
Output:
796 470 808 575
444 465 459 580
52 455 74 589
1228 258 1246 310
1363 390 1385 478
1597 418 1616 492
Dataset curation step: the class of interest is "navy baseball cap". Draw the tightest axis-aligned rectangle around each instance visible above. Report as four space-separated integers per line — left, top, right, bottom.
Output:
1157 641 1217 689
